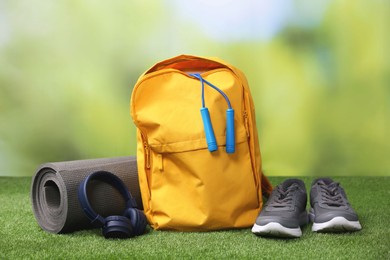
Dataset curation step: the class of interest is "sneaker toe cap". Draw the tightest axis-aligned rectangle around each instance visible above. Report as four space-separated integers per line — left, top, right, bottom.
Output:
256 215 300 228
313 209 359 223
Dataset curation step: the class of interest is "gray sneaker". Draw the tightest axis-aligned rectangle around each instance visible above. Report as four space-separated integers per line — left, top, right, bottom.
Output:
309 178 362 232
252 179 309 238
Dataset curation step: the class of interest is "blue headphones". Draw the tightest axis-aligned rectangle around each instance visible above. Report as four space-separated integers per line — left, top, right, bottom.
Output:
190 73 235 153
78 171 147 239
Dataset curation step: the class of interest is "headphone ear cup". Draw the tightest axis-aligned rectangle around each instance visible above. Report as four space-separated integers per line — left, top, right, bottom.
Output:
103 215 133 239
124 208 147 236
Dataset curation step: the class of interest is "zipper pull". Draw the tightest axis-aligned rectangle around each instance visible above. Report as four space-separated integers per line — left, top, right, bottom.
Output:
144 141 151 169
243 111 250 138
157 154 163 172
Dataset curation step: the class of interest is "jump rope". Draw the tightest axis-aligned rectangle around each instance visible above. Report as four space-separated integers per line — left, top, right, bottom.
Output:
189 73 235 154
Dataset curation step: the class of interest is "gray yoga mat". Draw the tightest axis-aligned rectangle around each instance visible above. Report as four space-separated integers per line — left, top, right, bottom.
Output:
31 156 142 234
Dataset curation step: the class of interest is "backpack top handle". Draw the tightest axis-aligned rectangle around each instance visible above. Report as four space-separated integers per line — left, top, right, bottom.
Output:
145 55 228 75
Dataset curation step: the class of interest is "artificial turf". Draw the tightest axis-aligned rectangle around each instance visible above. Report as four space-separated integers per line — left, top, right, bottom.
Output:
0 176 389 259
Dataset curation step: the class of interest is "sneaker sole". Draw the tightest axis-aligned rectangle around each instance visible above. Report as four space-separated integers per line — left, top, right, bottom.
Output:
312 216 362 232
252 222 302 238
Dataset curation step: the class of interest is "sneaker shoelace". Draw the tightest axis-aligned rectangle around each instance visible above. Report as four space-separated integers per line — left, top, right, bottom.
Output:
268 184 299 208
318 181 345 207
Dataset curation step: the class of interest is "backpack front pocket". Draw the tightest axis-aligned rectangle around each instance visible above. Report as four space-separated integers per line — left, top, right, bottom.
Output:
148 139 259 231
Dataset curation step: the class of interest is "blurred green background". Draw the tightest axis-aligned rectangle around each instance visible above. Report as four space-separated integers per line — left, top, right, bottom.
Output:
0 0 388 176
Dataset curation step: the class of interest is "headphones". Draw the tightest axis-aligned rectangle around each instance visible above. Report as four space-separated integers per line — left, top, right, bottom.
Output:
190 73 235 153
78 171 147 239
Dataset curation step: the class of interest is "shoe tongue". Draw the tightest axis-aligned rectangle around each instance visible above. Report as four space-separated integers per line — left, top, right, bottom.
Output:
280 178 304 190
312 177 334 186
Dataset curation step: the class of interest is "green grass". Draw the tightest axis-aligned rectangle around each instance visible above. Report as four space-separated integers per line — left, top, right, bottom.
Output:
1 176 389 259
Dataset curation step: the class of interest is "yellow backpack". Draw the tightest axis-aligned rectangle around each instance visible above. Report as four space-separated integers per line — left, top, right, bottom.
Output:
130 55 272 231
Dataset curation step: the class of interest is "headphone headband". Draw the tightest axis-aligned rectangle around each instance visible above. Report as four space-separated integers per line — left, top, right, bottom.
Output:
78 171 137 226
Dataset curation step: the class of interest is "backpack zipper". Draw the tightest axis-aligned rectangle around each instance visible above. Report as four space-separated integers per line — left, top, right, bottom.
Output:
141 134 151 169
243 110 250 138
144 140 163 171
144 141 151 169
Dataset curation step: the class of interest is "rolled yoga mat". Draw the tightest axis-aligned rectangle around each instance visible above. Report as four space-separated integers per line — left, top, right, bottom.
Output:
31 156 142 234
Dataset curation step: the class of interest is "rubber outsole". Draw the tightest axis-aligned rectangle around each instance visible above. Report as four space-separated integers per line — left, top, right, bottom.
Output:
312 216 362 232
251 222 302 238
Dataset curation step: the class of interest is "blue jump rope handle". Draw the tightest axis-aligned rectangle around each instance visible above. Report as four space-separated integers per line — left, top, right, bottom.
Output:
225 109 235 153
200 107 218 152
